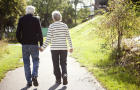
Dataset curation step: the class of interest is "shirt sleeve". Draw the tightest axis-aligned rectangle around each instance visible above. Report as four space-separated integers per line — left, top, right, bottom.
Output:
36 19 43 46
66 25 73 49
16 18 22 43
41 25 53 49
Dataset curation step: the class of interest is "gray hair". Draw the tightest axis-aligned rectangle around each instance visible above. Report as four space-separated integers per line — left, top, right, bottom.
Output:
52 11 62 21
26 5 35 14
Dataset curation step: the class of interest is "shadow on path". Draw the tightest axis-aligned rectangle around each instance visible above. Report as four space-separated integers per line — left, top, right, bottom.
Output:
20 86 31 90
33 88 37 90
20 86 37 90
48 83 61 90
58 86 67 90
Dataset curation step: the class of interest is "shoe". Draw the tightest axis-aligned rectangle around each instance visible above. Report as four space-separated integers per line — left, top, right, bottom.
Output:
56 79 61 84
27 82 32 87
32 76 39 86
63 74 68 85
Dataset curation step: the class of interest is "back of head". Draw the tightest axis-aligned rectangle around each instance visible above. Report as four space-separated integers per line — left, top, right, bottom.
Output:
26 5 35 15
52 11 62 21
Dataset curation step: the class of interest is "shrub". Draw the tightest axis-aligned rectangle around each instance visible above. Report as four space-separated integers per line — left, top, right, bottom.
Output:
98 0 139 62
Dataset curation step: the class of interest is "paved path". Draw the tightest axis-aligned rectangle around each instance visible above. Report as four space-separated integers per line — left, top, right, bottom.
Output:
0 47 105 90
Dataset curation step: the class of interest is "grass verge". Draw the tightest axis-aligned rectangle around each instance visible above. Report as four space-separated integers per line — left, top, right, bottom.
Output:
70 16 140 90
0 44 22 82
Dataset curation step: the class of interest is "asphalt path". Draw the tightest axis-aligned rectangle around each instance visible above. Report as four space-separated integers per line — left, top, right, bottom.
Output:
0 47 105 90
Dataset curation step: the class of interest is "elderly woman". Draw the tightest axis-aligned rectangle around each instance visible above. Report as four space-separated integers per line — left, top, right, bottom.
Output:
40 11 73 85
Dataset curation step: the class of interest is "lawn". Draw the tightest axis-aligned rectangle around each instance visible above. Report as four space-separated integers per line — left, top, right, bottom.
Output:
0 44 22 81
70 16 140 90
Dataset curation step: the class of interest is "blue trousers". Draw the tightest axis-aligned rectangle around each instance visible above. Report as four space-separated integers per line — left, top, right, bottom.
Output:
22 45 39 83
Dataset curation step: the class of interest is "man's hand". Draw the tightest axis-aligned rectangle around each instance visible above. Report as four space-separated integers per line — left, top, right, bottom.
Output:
39 47 44 52
69 48 73 53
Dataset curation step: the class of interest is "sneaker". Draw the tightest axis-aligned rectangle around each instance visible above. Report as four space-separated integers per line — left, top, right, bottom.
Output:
63 74 68 85
32 76 39 86
27 82 32 87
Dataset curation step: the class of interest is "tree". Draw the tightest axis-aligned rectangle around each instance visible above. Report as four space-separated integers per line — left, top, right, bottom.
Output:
30 0 75 27
100 0 138 63
30 0 63 27
131 0 139 3
70 0 85 25
62 4 75 27
77 8 90 22
0 0 26 40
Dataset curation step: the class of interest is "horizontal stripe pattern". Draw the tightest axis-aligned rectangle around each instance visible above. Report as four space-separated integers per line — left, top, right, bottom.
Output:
42 21 73 50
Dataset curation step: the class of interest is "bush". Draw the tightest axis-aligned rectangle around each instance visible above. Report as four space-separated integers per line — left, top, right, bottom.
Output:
97 0 139 62
96 0 140 85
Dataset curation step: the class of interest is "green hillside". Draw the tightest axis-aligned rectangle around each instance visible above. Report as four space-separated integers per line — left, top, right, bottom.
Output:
70 16 140 90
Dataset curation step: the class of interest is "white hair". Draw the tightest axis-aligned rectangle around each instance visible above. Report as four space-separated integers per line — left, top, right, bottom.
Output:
26 5 35 14
52 11 62 21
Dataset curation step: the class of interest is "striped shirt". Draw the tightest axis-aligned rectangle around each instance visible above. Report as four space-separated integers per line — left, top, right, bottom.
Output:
42 21 73 50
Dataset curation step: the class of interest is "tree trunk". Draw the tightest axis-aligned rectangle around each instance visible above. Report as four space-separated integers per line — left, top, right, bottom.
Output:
74 0 79 25
0 31 3 40
117 29 122 63
74 4 77 25
0 34 2 40
0 27 2 40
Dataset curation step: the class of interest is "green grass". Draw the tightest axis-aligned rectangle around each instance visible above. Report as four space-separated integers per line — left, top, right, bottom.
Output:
0 45 22 81
70 16 140 90
0 41 8 57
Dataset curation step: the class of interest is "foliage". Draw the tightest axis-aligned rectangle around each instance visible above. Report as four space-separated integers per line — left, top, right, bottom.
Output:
72 0 80 25
70 0 85 25
98 0 138 61
0 0 26 40
29 0 90 27
95 0 108 5
62 5 75 28
94 9 106 16
29 0 75 27
134 1 140 16
77 8 90 22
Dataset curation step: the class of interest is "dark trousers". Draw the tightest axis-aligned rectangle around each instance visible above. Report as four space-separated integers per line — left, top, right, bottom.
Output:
51 50 67 80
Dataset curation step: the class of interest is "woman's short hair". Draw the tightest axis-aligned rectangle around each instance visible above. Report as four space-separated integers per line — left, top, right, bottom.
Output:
52 11 62 21
26 5 35 14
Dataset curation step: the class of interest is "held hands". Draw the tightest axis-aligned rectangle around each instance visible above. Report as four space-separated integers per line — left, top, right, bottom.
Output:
39 47 44 52
69 48 73 53
39 47 73 53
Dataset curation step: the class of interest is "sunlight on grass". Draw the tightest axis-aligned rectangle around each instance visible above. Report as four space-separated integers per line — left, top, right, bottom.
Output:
0 41 9 57
0 45 22 81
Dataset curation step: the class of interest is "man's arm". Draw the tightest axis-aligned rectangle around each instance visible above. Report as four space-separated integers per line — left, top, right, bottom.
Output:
36 19 43 47
16 18 22 43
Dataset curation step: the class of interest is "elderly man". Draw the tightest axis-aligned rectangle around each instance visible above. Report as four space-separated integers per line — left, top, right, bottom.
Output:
40 11 73 85
16 6 43 87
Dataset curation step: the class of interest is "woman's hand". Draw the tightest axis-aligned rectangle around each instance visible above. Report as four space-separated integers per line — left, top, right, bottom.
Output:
69 48 73 53
39 47 44 52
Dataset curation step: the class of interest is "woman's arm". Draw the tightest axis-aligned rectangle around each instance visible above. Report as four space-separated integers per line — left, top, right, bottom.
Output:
41 25 53 50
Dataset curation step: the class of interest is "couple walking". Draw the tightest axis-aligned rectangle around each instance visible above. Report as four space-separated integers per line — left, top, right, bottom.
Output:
16 5 73 87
